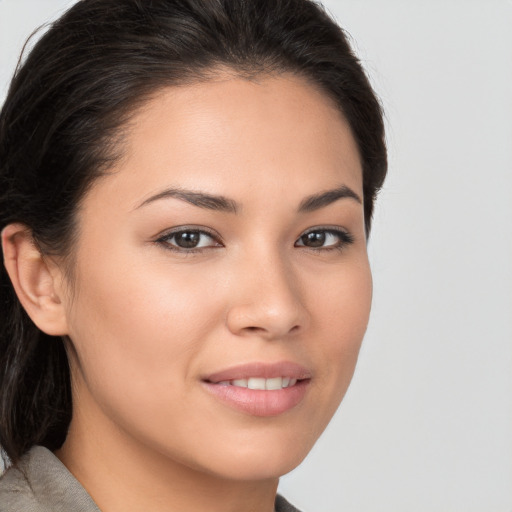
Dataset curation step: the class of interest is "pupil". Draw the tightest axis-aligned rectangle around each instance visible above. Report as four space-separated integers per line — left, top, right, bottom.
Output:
303 232 325 247
176 231 200 248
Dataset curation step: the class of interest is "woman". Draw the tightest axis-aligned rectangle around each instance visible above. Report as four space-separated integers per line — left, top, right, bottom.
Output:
0 0 387 511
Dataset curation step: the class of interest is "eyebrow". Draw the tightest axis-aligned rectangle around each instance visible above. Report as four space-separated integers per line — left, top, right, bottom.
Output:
135 184 361 213
136 188 239 213
298 185 362 212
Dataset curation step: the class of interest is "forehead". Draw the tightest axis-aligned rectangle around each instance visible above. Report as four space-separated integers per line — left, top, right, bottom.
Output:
91 73 363 211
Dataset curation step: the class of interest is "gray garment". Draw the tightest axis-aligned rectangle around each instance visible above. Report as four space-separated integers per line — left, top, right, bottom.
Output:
0 446 301 512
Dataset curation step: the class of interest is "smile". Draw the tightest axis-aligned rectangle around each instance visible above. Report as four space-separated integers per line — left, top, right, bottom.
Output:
202 362 311 416
217 377 298 390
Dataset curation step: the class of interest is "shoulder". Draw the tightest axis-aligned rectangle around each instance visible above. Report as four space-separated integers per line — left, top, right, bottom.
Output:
0 446 100 512
0 448 44 512
275 494 304 512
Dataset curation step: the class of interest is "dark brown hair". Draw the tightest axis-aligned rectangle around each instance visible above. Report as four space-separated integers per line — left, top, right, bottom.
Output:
0 0 387 465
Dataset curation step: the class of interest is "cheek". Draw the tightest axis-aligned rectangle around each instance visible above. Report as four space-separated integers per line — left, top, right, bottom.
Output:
310 258 372 395
64 247 222 404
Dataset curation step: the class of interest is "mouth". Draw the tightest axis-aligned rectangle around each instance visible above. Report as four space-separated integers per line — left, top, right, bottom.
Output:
202 362 311 417
214 377 299 390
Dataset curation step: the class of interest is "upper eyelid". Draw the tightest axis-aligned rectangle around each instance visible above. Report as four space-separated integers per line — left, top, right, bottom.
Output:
155 226 222 241
301 226 346 234
299 225 353 238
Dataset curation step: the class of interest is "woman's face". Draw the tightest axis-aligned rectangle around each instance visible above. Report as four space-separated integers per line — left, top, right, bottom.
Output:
60 73 372 481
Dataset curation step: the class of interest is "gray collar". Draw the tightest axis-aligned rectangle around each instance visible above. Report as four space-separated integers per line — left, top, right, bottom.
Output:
0 446 101 511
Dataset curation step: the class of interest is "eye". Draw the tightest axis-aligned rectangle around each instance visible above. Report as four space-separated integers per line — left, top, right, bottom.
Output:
156 228 222 252
295 228 354 250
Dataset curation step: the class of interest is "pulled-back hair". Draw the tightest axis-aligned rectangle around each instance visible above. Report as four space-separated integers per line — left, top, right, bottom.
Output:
0 0 387 465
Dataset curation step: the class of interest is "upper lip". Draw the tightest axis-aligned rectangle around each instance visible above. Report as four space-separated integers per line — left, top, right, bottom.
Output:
203 361 312 383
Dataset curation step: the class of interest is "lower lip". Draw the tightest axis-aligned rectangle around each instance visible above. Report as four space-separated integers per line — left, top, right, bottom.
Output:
202 380 309 417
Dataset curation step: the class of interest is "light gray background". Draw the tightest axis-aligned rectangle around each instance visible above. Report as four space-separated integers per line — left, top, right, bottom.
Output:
1 1 511 511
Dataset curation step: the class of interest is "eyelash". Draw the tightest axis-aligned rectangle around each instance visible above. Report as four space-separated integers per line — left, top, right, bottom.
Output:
295 227 355 252
155 226 354 254
155 227 222 254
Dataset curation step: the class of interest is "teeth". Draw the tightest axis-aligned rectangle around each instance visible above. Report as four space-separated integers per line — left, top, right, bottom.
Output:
265 377 283 390
248 377 266 390
217 377 298 390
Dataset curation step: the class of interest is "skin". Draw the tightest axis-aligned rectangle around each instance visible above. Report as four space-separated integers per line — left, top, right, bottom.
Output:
3 72 372 512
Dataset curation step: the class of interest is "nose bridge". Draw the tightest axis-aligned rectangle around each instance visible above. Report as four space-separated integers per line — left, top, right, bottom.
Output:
226 244 308 338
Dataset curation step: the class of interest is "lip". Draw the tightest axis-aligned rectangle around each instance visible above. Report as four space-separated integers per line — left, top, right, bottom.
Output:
202 361 312 417
203 361 312 383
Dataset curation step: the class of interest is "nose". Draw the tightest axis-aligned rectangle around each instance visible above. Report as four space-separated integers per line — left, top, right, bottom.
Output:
225 252 309 340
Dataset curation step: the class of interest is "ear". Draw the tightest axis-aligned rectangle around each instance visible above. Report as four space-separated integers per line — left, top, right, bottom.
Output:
1 223 69 336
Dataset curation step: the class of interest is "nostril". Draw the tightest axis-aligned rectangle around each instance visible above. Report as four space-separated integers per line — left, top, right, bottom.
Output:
226 301 308 338
245 326 263 333
243 324 300 335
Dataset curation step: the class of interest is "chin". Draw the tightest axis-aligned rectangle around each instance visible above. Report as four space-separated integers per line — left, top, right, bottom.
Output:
207 446 310 482
190 425 321 482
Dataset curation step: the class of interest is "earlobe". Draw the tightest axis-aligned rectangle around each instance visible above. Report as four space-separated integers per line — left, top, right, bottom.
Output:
1 223 69 336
